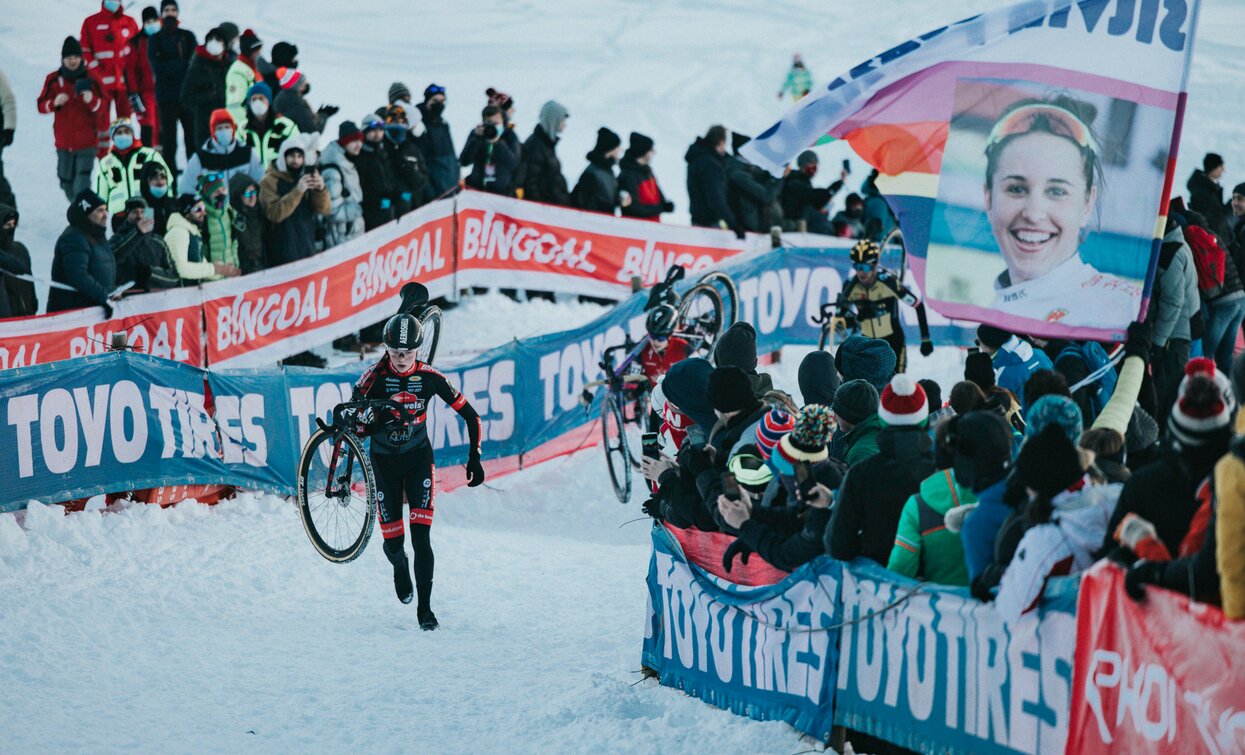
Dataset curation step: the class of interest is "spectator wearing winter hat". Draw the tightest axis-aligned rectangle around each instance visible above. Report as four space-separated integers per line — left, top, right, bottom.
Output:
834 334 896 391
223 29 262 126
273 67 337 136
318 121 365 248
1187 152 1229 235
48 189 116 313
618 132 673 222
355 112 398 231
516 100 571 206
180 26 233 150
1102 358 1235 563
995 425 1118 624
228 173 265 274
726 132 785 234
414 84 457 196
781 150 847 232
713 322 774 396
37 37 108 200
124 7 161 150
92 118 170 214
827 375 935 565
0 205 36 317
963 351 996 395
921 379 955 431
975 324 1053 406
165 191 225 282
136 160 175 232
149 0 196 165
241 82 299 168
459 105 517 196
182 108 262 190
572 127 628 215
260 133 329 266
485 87 517 135
110 196 180 291
660 357 717 434
1025 394 1084 444
686 125 741 237
831 193 867 239
79 0 139 129
949 411 1019 583
1079 428 1129 484
798 350 840 407
831 378 883 467
705 366 767 456
197 171 240 275
380 103 433 215
754 408 795 462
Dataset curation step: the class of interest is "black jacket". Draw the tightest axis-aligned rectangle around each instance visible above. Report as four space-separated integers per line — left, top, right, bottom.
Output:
726 156 783 233
416 102 458 195
685 138 737 231
48 204 115 313
572 153 620 214
738 507 832 572
0 204 35 318
148 23 197 104
1187 169 1229 235
460 132 518 196
180 48 232 147
229 174 266 274
274 88 326 136
385 133 432 215
111 221 180 291
516 125 571 206
355 140 398 231
826 425 935 565
618 156 669 220
781 171 844 223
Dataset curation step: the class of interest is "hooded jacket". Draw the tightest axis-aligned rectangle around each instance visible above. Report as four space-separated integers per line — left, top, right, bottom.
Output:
355 136 398 230
164 210 217 281
727 156 783 233
0 204 35 318
415 101 458 195
48 200 115 312
1152 226 1199 347
80 2 138 93
183 132 263 192
685 137 737 231
259 134 330 265
827 423 934 565
138 160 177 234
571 152 620 214
990 336 1054 405
317 140 364 247
888 468 977 586
1187 169 1228 234
228 173 265 274
516 114 571 206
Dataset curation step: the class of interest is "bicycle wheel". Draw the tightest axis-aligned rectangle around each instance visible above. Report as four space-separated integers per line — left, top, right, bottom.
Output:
418 306 442 364
601 391 633 503
879 228 907 283
696 271 738 329
297 427 376 563
676 282 725 357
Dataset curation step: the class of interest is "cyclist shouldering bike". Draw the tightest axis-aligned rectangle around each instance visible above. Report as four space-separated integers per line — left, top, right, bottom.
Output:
352 312 487 628
840 239 934 372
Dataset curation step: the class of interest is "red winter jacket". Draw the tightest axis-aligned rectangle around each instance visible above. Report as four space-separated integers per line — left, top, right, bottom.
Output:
80 3 138 93
37 69 107 151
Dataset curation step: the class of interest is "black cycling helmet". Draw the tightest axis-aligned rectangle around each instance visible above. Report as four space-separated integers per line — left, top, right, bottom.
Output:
850 239 881 266
383 313 423 350
646 304 678 339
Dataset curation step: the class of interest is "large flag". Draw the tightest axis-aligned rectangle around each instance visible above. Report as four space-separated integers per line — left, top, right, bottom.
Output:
742 0 1203 341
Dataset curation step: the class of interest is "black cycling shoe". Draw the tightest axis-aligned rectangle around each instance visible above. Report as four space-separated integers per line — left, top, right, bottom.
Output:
394 559 414 604
417 606 439 631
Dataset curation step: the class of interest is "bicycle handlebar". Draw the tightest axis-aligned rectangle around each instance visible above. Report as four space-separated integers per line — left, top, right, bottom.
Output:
322 398 415 433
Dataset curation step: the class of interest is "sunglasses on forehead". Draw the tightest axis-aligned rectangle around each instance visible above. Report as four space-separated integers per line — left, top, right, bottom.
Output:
986 104 1099 156
426 84 446 96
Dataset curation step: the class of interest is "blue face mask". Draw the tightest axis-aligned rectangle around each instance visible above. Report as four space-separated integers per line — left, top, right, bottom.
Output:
149 184 168 198
113 133 134 151
214 126 234 146
384 125 407 144
144 22 159 36
103 0 121 12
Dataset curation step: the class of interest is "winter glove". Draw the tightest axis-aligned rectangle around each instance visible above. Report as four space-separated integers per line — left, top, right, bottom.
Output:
920 338 934 357
1124 560 1165 601
101 301 114 320
400 192 412 203
641 496 664 521
733 227 746 240
578 387 594 408
317 104 340 118
379 197 392 210
128 93 146 114
662 201 675 213
722 539 753 573
970 571 997 603
1124 320 1152 362
944 503 977 534
466 451 486 487
0 129 12 147
1114 512 1172 561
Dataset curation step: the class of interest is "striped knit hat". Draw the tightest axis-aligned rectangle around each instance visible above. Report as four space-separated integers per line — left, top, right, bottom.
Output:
1170 357 1236 447
878 374 928 427
276 66 303 91
755 408 795 461
777 404 834 463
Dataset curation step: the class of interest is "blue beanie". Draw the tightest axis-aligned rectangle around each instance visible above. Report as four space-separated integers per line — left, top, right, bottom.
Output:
834 335 897 390
661 358 716 430
1025 394 1083 444
247 81 273 102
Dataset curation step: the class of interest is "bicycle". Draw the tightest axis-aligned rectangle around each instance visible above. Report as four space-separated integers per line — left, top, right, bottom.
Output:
812 296 861 352
397 281 442 364
591 265 736 503
296 398 414 563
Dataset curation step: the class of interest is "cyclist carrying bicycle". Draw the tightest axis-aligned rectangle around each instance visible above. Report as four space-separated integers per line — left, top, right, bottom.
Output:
353 312 487 628
839 239 934 373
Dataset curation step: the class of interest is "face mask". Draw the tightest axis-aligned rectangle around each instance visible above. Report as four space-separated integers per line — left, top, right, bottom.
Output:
428 101 445 116
161 15 177 28
205 39 224 56
144 22 159 35
302 81 311 95
149 183 168 198
249 98 269 117
215 126 234 145
104 0 121 12
113 133 134 151
385 125 407 144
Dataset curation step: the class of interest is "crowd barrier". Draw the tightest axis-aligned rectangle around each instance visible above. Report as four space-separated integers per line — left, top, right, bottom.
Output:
643 527 1245 754
0 243 974 513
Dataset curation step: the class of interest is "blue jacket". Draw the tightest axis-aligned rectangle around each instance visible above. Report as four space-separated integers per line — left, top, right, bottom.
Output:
991 336 1053 404
961 478 1011 580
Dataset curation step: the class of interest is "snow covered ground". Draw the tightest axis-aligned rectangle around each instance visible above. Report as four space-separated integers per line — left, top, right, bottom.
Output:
2 0 1243 750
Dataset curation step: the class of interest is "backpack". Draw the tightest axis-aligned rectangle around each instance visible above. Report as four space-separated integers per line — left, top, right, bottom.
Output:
1057 341 1118 421
1184 224 1226 298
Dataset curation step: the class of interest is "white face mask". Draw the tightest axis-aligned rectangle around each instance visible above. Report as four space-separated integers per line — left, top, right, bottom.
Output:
249 98 269 117
205 39 224 56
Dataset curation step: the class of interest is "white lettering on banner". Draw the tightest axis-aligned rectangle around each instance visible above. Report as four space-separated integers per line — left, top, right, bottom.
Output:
836 572 1071 753
350 230 446 306
653 549 836 704
460 212 597 273
618 240 716 286
5 380 151 478
215 277 332 351
0 343 40 371
148 386 218 460
428 362 516 450
737 267 842 337
538 325 630 419
69 319 191 362
1083 650 1195 748
215 394 269 466
288 383 354 451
